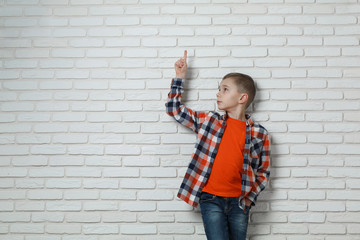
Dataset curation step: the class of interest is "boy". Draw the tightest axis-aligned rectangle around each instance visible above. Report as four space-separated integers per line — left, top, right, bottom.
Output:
165 50 270 240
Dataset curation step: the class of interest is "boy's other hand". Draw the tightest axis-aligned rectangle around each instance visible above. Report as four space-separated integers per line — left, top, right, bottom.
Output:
175 50 187 79
245 198 252 207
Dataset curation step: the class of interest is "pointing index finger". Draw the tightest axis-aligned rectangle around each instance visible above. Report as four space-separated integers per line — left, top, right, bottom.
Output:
184 50 187 62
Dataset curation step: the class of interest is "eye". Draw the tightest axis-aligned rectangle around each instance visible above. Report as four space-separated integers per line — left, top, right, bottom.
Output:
224 88 228 91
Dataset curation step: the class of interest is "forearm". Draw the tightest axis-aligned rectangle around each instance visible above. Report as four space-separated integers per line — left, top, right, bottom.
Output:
166 78 184 117
247 136 271 205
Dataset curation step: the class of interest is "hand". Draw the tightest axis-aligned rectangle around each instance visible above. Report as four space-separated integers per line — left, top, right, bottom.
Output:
175 50 187 79
245 198 252 207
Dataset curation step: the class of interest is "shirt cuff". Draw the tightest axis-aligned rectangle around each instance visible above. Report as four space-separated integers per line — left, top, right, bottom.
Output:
172 78 184 88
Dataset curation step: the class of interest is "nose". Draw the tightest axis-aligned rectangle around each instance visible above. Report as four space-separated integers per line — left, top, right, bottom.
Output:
216 91 220 98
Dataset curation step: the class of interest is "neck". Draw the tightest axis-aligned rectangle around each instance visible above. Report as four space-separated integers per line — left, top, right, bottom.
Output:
227 110 247 121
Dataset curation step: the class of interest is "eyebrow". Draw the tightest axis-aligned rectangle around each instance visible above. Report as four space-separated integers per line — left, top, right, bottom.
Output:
219 84 230 89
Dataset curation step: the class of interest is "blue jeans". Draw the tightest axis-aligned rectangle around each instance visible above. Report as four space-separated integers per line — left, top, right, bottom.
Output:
200 192 250 240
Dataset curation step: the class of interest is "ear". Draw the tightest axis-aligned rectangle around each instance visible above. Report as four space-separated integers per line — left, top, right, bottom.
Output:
238 93 248 105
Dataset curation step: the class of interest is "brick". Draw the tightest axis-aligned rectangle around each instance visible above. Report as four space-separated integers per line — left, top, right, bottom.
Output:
70 38 103 47
83 179 118 189
328 213 359 223
46 224 81 234
120 179 155 189
67 145 104 155
177 16 210 26
46 179 82 189
272 224 308 234
159 224 194 234
304 26 334 37
0 146 29 156
290 145 327 154
88 28 122 36
271 179 307 189
10 224 44 234
23 70 54 79
232 5 266 14
339 51 360 63
157 201 193 212
53 28 87 37
141 168 177 178
309 224 346 234
16 201 45 211
329 168 360 178
213 16 247 25
178 37 213 47
90 6 124 15
4 60 37 69
138 190 174 201
71 0 102 4
346 201 360 211
311 200 346 211
308 134 343 144
271 201 307 211
317 16 357 25
4 18 37 27
269 47 303 56
126 6 159 15
103 167 139 178
0 7 22 16
83 224 119 234
123 49 157 58
288 190 325 200
141 16 176 26
101 190 136 200
105 38 140 47
120 201 156 211
121 224 157 235
32 212 64 223
87 49 122 58
250 16 283 25
84 201 118 211
139 213 174 223
252 212 287 223
253 37 287 46
123 156 159 167
0 28 20 38
102 212 136 223
268 5 301 14
288 213 325 223
325 36 359 46
51 48 85 58
28 190 62 200
0 71 20 79
64 190 99 200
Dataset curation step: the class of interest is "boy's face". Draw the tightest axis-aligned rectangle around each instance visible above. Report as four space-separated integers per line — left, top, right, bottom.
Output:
217 77 246 111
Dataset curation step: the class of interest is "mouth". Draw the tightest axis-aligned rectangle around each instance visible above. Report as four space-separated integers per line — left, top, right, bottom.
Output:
217 100 221 104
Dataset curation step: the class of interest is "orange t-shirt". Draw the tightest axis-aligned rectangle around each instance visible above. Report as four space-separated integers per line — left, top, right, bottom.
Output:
202 117 246 197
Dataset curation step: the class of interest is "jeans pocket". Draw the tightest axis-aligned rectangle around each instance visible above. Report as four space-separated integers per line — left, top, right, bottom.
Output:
200 192 216 203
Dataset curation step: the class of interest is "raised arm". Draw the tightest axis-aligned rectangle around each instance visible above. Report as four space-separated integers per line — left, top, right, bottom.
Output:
166 50 208 134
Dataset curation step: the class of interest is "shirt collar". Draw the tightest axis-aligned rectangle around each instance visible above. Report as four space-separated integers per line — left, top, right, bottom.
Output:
222 112 254 126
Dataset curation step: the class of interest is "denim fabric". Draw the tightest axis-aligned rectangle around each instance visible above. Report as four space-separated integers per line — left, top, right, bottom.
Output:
200 192 250 240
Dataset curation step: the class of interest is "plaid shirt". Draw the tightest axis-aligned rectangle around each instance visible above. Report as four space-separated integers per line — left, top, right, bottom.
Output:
165 78 270 210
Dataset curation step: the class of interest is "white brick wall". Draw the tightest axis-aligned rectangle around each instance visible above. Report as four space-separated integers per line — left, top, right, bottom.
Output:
0 0 359 239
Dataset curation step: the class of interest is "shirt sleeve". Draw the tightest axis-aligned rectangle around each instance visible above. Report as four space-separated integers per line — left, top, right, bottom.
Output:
247 134 271 205
165 78 208 134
